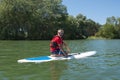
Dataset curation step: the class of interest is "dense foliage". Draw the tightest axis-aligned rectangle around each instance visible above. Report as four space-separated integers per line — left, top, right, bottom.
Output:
96 16 120 39
0 0 68 40
0 0 104 40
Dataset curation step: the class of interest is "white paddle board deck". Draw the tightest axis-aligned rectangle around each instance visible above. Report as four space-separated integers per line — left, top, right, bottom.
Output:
17 51 96 63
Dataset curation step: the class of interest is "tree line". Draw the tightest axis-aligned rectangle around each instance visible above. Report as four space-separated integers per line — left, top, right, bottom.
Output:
96 16 120 39
0 0 119 40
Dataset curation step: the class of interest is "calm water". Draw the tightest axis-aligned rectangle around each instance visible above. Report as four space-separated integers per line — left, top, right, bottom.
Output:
0 40 120 80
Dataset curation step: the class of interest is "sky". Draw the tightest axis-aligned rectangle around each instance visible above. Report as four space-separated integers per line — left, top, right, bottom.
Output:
62 0 120 24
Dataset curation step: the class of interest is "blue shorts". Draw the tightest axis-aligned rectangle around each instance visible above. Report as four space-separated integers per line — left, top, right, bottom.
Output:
51 49 64 55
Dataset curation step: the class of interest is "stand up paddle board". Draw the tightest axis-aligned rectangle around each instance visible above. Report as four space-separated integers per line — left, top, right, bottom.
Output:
17 51 96 63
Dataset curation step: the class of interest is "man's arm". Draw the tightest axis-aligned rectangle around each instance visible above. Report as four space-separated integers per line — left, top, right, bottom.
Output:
63 42 70 53
58 44 67 56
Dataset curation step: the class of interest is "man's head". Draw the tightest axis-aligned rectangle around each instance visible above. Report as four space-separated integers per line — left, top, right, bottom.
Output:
57 29 64 37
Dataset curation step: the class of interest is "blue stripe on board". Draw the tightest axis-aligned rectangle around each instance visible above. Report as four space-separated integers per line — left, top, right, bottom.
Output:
26 56 51 60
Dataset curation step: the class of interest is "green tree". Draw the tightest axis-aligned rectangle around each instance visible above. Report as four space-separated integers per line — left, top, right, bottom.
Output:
0 0 68 40
0 0 34 39
63 15 77 39
75 14 100 39
96 16 120 39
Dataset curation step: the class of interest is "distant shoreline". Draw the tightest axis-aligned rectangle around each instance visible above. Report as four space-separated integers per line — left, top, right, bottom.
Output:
87 36 107 39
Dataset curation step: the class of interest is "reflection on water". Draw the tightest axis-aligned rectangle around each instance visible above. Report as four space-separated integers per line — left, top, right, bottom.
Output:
50 61 67 80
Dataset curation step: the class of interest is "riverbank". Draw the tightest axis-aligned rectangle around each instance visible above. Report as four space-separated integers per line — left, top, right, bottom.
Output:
87 36 107 39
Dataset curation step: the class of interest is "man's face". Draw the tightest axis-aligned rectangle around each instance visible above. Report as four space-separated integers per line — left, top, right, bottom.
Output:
58 30 64 37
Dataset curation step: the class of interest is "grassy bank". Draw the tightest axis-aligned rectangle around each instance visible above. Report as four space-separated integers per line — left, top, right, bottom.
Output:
87 36 106 39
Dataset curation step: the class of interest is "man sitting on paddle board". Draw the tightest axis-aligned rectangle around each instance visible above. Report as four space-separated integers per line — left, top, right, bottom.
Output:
50 29 70 57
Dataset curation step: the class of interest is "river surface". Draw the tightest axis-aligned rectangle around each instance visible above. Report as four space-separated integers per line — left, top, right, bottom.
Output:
0 40 120 80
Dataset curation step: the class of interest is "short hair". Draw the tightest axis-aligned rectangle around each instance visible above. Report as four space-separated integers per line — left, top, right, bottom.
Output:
58 29 64 33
